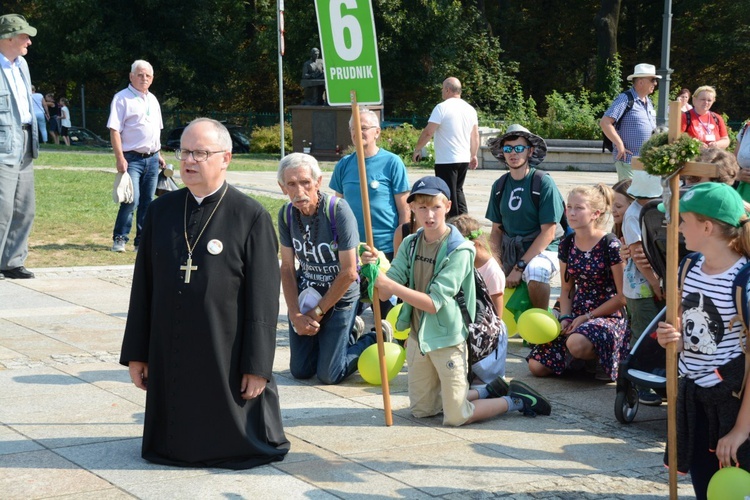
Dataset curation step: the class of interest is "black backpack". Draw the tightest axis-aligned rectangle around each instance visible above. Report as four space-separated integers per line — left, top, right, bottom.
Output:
602 92 634 153
493 169 569 234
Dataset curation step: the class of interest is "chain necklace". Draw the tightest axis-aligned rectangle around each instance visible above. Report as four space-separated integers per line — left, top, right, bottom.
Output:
294 192 322 251
180 185 229 283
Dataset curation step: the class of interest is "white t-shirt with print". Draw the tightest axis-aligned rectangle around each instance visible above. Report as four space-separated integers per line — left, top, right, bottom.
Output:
679 255 749 387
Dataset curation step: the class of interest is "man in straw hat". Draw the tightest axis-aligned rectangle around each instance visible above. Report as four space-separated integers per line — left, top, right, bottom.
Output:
0 14 39 280
600 63 660 181
485 124 565 311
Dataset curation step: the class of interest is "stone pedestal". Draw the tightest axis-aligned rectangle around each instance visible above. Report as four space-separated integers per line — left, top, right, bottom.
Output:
290 105 383 162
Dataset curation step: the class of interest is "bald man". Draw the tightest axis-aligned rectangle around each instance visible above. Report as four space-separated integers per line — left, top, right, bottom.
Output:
413 77 479 217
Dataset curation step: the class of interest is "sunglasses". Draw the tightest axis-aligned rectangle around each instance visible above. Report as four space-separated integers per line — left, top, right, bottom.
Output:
502 145 532 154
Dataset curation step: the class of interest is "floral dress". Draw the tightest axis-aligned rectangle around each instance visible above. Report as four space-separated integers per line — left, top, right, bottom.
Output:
528 233 628 380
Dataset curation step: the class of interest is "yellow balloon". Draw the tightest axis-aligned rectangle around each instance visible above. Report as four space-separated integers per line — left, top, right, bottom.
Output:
358 343 406 385
517 308 561 345
502 287 518 336
386 303 410 340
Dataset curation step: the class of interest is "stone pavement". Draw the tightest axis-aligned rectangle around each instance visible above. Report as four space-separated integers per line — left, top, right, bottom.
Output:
0 168 698 499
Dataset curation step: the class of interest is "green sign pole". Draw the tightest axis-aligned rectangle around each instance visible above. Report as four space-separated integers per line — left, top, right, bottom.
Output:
315 0 392 427
314 0 382 106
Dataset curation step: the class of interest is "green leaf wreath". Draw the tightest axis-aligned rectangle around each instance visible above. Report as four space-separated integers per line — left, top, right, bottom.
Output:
640 132 702 176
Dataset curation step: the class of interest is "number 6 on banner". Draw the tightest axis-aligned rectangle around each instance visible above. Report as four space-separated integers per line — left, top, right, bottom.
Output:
314 0 383 106
329 0 363 61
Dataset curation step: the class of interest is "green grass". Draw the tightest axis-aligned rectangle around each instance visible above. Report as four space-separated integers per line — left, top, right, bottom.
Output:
29 168 287 268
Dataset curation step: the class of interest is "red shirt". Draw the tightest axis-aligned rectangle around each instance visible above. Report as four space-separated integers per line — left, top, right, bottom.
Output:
680 109 728 145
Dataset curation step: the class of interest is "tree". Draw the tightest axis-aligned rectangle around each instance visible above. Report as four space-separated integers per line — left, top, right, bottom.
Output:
594 0 621 94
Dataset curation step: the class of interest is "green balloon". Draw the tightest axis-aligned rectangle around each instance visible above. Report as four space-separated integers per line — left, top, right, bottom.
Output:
707 466 750 500
357 342 406 385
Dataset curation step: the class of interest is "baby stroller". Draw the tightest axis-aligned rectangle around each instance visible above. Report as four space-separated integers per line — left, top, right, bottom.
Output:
614 199 688 424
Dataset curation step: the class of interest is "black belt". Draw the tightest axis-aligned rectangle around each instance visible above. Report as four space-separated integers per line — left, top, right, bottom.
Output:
124 150 159 158
21 124 31 131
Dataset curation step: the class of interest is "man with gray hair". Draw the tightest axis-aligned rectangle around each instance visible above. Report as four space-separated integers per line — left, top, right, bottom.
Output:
121 118 289 468
279 152 377 384
413 76 479 217
0 14 39 280
109 59 166 252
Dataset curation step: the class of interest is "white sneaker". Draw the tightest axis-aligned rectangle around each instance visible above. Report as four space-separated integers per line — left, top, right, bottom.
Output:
352 316 365 340
111 237 126 252
380 319 393 343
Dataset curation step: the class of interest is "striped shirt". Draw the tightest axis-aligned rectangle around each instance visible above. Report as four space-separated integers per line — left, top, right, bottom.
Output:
679 255 749 387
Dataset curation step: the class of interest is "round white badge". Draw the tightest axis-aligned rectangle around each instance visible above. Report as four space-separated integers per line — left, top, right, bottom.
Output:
207 239 223 255
370 180 380 190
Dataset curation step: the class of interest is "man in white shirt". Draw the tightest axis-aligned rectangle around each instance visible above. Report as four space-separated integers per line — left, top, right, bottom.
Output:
412 77 479 217
109 60 165 252
0 14 39 280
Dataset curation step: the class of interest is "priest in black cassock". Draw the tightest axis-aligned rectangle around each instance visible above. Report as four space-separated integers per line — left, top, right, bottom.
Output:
120 118 289 469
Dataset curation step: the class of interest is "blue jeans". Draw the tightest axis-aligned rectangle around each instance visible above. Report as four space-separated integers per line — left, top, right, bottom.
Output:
112 152 159 246
289 298 376 385
34 112 47 143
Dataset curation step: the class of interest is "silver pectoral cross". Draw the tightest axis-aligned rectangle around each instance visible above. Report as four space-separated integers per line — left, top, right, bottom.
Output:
180 255 197 283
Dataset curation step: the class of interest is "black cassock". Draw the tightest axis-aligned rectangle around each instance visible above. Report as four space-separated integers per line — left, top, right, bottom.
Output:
120 183 289 469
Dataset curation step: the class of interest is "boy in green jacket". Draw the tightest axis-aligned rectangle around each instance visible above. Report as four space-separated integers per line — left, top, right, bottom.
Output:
362 176 551 425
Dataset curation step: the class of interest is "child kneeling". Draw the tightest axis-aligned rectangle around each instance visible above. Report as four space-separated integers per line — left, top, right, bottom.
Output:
362 176 551 426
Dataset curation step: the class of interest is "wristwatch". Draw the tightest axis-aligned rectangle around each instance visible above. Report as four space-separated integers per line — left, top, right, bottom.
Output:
314 306 324 317
516 259 527 271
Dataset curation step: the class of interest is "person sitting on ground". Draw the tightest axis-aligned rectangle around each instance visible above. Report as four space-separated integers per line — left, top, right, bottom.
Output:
278 153 378 385
528 184 627 382
681 85 730 150
362 176 551 425
485 124 565 311
450 214 508 385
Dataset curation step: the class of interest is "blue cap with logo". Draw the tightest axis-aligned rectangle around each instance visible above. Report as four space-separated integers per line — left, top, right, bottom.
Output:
407 176 451 203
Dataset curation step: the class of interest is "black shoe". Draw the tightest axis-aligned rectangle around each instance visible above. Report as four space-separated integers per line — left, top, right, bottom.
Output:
508 380 552 417
2 266 34 279
486 375 510 398
0 271 4 280
638 389 663 406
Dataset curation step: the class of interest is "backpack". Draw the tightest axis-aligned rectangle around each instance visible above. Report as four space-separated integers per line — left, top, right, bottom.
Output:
493 168 569 234
639 199 689 281
282 195 341 250
602 92 635 153
407 234 502 367
678 252 750 397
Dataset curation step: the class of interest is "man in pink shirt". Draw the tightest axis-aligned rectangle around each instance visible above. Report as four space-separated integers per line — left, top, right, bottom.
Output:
109 60 165 252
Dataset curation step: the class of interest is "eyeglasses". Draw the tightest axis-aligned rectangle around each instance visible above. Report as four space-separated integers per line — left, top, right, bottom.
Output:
352 125 378 132
175 149 225 162
502 145 532 154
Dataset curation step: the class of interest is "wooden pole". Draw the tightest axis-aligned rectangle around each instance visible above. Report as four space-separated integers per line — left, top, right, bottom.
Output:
350 91 393 426
631 101 718 499
664 101 681 500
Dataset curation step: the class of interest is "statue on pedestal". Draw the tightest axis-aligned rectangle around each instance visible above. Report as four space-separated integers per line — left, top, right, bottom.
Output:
301 48 326 106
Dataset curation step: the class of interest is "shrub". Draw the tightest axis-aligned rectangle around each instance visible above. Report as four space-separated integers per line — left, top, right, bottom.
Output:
249 122 292 154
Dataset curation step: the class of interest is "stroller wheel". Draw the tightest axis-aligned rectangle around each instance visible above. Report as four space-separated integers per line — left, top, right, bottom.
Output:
615 386 639 424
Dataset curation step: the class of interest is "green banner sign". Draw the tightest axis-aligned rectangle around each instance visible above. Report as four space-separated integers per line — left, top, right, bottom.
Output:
314 0 382 106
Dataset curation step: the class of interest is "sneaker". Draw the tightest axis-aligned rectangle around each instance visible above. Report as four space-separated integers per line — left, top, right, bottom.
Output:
111 237 126 252
380 319 393 343
485 375 510 398
352 316 365 340
638 388 663 407
508 380 552 417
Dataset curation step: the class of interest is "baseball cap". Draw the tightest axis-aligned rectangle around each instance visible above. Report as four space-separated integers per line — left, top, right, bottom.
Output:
658 182 746 227
407 176 450 203
0 14 37 39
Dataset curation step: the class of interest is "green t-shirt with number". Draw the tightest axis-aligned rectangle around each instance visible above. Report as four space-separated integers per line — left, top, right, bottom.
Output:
484 168 564 252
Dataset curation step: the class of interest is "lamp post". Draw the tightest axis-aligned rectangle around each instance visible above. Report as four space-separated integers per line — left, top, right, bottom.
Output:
656 0 673 127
